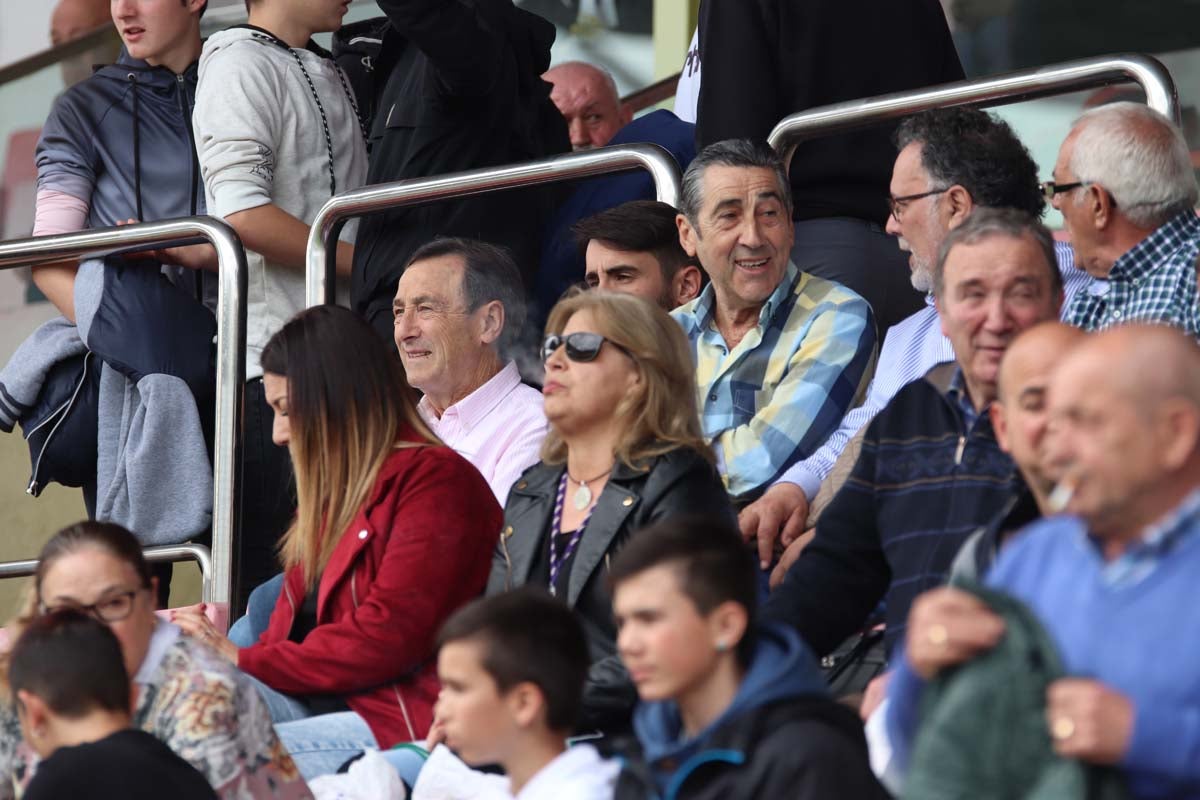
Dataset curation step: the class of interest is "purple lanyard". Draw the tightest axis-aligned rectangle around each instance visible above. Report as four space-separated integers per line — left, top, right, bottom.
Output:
549 471 598 597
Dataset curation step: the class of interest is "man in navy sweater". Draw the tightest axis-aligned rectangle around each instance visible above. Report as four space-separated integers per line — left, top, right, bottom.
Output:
892 323 1200 797
763 207 1063 658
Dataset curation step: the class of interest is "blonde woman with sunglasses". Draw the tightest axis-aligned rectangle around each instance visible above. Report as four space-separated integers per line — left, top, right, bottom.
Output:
483 291 734 737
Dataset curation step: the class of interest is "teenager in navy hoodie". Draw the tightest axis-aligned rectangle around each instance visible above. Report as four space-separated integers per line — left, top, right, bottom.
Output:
0 0 216 603
608 518 887 800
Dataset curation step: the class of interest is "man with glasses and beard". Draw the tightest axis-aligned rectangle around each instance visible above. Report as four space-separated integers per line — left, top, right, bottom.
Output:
740 107 1090 580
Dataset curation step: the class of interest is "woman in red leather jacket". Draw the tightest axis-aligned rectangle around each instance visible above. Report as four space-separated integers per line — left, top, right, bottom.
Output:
173 305 501 780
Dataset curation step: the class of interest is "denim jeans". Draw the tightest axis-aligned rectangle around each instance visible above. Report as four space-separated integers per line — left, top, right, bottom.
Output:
275 711 379 781
791 216 923 336
227 572 283 647
230 573 377 780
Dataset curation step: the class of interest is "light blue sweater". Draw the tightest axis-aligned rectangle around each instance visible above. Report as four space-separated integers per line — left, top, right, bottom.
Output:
889 496 1200 798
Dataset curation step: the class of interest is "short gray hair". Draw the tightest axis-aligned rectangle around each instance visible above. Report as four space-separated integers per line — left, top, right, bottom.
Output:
1069 102 1198 229
404 237 526 353
934 207 1062 298
679 139 792 225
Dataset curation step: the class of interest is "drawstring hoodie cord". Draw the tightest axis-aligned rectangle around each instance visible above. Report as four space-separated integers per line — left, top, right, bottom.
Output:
245 28 367 198
285 48 340 197
127 72 145 222
335 67 367 145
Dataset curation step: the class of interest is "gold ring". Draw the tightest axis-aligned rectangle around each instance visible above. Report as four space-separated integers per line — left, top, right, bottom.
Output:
927 623 949 647
1052 717 1075 741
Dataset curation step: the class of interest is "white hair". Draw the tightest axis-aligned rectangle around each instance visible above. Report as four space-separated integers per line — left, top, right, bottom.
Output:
1069 102 1198 229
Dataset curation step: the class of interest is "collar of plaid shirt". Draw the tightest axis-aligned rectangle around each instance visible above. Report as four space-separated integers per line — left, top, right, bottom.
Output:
684 261 803 337
1106 209 1200 284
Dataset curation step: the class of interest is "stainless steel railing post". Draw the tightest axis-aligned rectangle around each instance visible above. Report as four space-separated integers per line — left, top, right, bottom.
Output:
306 143 683 307
768 54 1179 164
0 544 215 601
0 218 246 610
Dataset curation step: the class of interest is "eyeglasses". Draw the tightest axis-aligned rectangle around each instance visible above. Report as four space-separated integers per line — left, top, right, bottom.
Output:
1038 180 1087 199
889 187 949 221
39 589 141 623
542 332 632 364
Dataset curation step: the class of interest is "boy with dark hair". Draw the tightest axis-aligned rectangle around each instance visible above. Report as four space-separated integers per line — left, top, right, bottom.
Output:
608 518 888 799
10 610 216 800
573 200 704 311
428 588 618 798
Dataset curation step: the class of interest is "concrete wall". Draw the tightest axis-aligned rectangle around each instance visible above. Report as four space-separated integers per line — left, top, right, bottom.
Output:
0 4 55 68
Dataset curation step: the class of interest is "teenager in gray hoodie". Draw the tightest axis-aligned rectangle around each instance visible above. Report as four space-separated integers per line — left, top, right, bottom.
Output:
193 0 368 609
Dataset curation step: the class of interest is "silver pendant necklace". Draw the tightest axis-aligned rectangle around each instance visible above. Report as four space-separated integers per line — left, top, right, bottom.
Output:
567 467 611 511
572 482 593 511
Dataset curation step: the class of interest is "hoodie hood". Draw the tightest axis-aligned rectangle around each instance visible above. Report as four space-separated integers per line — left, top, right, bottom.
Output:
93 47 199 92
632 623 828 766
200 26 273 71
199 25 334 73
85 46 204 227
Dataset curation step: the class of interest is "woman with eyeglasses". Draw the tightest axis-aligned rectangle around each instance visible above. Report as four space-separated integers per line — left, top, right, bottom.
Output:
0 521 310 800
483 291 734 736
168 305 502 781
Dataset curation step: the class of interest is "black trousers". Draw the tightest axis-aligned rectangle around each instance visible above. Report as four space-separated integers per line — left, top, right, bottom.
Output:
791 217 925 339
236 378 296 616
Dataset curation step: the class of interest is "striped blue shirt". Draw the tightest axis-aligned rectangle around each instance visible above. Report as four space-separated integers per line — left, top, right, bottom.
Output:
777 241 1091 499
672 262 876 498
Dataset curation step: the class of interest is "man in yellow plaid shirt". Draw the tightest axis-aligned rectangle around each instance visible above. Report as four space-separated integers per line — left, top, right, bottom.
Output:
673 139 876 501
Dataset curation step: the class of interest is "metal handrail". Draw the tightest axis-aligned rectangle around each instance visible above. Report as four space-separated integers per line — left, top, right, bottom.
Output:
0 543 215 601
623 72 682 113
768 54 1180 165
0 218 247 611
305 143 683 306
0 24 119 88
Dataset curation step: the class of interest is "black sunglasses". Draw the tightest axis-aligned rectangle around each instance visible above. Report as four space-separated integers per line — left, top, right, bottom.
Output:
542 332 632 363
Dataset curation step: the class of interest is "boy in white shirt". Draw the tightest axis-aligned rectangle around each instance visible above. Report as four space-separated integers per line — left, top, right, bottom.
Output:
426 588 618 800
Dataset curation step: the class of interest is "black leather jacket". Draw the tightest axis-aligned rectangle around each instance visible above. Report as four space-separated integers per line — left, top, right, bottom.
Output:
486 445 734 733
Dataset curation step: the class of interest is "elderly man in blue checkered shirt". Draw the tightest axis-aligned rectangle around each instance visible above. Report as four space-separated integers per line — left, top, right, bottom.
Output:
672 139 877 502
1050 102 1200 333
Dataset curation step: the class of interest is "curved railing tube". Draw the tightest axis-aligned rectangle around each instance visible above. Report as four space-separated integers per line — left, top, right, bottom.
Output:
0 218 247 610
0 543 216 601
306 143 683 307
769 54 1179 163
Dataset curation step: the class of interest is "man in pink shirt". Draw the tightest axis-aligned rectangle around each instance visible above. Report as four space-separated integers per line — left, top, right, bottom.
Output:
393 238 548 506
